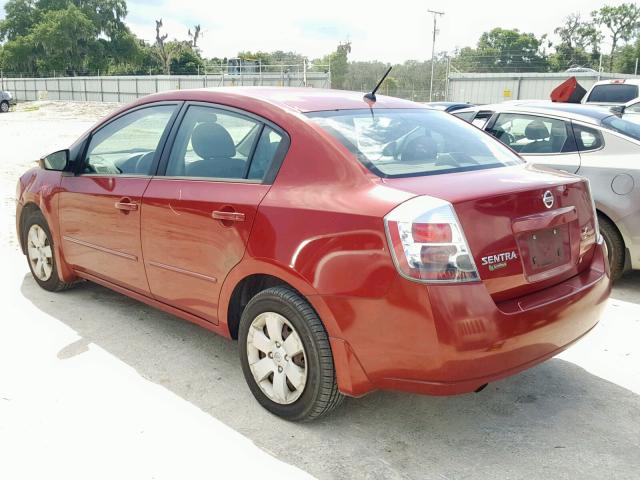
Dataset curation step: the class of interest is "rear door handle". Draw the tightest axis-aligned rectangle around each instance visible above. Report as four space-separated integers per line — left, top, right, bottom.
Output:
212 210 245 222
115 199 138 211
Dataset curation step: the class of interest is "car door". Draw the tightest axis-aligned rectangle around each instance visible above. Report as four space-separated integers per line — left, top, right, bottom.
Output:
140 103 288 322
486 112 581 173
59 102 180 294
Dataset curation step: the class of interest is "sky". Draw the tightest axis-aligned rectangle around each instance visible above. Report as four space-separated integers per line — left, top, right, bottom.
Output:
0 0 633 63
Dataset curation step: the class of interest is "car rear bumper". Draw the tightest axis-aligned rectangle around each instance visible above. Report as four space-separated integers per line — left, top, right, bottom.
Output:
327 241 611 397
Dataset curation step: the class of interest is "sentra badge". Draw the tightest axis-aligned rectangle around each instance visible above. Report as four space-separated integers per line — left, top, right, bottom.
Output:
481 251 518 271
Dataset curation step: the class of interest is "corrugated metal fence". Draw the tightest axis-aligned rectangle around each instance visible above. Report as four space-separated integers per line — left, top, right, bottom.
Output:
448 72 640 104
1 71 331 103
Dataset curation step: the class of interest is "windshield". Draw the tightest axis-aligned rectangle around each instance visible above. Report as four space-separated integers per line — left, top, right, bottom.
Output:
602 115 640 141
306 109 522 178
587 84 638 103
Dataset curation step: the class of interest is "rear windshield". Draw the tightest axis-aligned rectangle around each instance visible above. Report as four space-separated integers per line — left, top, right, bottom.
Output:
601 115 640 141
587 84 638 103
306 109 522 178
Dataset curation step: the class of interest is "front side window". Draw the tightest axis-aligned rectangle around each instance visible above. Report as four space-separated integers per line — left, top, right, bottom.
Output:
488 113 576 154
166 105 270 180
625 102 640 113
306 108 522 178
586 84 639 103
84 105 176 175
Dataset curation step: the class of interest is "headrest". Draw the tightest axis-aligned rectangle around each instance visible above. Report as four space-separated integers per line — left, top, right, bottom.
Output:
191 122 236 159
550 123 566 135
524 121 549 141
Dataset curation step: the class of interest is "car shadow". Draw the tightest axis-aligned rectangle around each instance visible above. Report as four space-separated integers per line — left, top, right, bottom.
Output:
20 275 640 479
612 270 640 304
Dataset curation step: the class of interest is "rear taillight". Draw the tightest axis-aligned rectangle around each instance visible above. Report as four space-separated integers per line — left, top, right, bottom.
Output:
384 196 480 283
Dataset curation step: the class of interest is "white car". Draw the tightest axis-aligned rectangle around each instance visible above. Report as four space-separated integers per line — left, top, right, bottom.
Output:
583 79 640 107
453 101 640 280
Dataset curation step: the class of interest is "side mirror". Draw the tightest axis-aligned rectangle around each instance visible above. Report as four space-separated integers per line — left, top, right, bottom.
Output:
39 149 69 171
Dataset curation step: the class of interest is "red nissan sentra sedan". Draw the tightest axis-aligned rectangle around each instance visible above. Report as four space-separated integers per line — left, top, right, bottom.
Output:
16 87 611 421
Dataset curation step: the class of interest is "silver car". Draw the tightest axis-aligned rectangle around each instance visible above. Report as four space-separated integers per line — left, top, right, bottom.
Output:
1 90 16 112
453 102 640 280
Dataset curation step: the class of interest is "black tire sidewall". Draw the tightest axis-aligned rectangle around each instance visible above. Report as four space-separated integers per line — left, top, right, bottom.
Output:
238 291 325 421
24 211 63 291
598 215 624 280
0 101 8 113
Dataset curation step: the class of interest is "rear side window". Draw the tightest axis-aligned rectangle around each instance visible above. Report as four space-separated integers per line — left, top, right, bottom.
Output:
471 111 494 128
572 124 604 151
488 113 576 154
306 108 522 178
248 127 284 180
587 84 639 103
166 105 261 179
452 111 475 122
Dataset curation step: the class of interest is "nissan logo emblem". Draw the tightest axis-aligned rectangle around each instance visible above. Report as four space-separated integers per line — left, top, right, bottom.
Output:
542 190 554 209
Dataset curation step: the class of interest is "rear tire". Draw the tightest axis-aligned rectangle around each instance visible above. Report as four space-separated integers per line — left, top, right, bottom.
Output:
598 214 625 281
0 101 9 113
238 286 344 421
23 210 76 292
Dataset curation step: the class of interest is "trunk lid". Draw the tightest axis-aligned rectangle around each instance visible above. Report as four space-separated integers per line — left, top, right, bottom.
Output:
381 164 598 301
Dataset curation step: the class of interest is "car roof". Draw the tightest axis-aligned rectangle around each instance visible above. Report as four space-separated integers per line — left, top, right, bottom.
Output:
591 78 640 86
140 87 423 113
455 101 614 125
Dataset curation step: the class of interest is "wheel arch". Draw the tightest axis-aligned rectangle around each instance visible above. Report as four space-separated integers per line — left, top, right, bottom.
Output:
218 259 342 341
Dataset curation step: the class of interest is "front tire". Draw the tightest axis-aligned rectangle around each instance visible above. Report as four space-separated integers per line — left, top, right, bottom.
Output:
238 286 344 421
598 214 625 281
0 101 9 113
23 210 75 292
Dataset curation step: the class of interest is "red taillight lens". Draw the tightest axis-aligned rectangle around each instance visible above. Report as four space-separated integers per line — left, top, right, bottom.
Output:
384 196 480 283
412 223 452 243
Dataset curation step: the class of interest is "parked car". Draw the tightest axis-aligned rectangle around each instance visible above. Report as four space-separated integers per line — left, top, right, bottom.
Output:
1 90 16 112
582 79 640 106
16 88 610 421
453 101 640 279
423 101 474 113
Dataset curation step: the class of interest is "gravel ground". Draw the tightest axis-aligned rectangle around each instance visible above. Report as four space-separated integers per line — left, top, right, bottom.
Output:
1 101 639 480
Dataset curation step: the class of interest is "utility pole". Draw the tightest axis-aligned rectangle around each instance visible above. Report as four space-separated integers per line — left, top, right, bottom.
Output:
428 9 444 102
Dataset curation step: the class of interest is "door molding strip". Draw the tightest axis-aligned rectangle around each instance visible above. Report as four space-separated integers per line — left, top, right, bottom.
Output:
62 236 138 261
146 260 218 283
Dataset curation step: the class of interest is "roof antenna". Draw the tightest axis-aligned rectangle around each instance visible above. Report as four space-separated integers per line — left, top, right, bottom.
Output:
364 66 392 105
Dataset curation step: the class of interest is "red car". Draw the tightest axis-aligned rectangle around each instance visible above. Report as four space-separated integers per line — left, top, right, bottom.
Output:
16 88 610 421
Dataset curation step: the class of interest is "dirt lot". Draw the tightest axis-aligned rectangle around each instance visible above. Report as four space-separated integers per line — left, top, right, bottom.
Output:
1 102 639 480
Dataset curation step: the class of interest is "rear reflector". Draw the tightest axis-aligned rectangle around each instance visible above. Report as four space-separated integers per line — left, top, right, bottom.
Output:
385 196 480 283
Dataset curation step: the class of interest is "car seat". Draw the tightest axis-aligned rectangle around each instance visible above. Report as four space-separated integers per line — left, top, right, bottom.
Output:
186 122 244 178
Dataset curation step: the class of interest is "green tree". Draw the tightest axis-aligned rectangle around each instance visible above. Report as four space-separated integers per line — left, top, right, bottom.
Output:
453 28 548 72
0 0 40 41
614 39 640 74
550 13 601 70
30 4 97 74
592 3 640 72
322 41 350 89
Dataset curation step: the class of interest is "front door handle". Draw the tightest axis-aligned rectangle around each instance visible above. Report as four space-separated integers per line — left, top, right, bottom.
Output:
115 198 138 211
212 210 245 222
